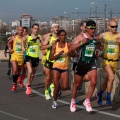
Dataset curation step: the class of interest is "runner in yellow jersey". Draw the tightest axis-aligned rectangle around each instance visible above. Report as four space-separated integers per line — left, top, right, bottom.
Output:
7 26 24 91
97 20 120 106
22 23 43 95
17 27 28 84
41 24 59 100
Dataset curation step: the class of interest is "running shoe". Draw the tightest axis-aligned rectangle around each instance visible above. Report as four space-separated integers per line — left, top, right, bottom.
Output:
96 92 102 106
52 101 58 109
70 99 76 112
19 81 24 88
11 84 17 91
45 90 51 100
26 85 32 95
48 86 51 93
50 83 54 97
106 99 112 106
83 99 92 112
17 77 21 83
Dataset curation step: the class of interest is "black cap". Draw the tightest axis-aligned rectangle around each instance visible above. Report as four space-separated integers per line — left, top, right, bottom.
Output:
86 20 96 27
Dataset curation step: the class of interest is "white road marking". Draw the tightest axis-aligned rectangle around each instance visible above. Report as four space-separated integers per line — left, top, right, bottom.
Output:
0 110 28 120
24 73 120 119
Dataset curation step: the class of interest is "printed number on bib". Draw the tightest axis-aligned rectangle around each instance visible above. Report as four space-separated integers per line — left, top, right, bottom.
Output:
16 42 22 53
29 46 38 54
85 45 94 57
107 45 117 55
56 53 66 62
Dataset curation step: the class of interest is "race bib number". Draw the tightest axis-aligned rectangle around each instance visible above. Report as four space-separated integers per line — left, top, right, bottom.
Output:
16 42 22 53
85 46 95 57
29 46 38 54
107 45 117 55
56 53 66 62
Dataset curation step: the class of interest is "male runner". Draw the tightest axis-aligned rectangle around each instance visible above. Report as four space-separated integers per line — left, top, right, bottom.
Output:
7 26 24 91
4 31 16 75
22 23 43 95
97 20 120 106
41 24 59 100
70 20 98 112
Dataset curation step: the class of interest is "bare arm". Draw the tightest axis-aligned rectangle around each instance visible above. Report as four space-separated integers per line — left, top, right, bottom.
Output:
7 36 14 53
96 33 106 42
40 36 51 50
117 33 120 44
49 43 64 61
70 34 87 51
22 35 28 52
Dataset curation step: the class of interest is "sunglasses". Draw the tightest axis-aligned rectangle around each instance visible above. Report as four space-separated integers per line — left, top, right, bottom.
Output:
86 26 96 30
110 26 118 28
89 28 96 30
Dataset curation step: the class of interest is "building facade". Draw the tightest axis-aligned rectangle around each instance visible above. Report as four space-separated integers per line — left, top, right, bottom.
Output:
20 14 36 28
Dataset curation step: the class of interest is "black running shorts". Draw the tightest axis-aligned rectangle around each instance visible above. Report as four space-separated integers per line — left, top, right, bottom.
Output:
25 55 39 67
75 60 97 76
44 60 53 69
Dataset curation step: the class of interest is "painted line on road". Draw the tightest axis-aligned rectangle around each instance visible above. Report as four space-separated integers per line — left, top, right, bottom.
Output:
32 89 120 119
24 73 120 119
0 110 28 120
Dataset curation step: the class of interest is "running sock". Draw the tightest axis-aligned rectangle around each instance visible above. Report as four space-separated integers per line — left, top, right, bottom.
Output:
13 75 19 83
107 92 111 100
99 90 104 96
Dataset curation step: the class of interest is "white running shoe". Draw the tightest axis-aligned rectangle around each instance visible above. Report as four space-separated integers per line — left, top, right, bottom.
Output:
52 101 58 109
83 99 92 112
70 99 76 112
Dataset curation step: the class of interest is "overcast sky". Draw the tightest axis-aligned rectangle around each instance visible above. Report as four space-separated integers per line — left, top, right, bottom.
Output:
0 0 120 23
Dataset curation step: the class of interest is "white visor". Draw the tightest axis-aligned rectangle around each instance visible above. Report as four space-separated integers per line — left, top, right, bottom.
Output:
51 23 59 28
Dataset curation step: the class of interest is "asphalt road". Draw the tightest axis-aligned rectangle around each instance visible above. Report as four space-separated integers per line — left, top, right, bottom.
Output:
0 62 120 120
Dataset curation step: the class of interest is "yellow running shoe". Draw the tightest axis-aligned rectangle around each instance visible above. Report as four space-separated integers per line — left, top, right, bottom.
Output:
50 83 54 97
45 90 51 100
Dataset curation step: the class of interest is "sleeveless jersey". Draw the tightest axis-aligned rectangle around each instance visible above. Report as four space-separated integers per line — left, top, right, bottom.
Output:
12 35 23 56
103 32 120 60
26 35 40 58
78 34 97 62
46 36 56 62
53 42 69 69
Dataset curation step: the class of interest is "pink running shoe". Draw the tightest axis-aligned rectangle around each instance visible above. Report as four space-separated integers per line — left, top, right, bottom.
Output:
26 85 31 95
83 99 92 112
70 99 76 112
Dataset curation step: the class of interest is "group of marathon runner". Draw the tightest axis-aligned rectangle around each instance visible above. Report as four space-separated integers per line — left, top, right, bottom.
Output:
4 19 120 112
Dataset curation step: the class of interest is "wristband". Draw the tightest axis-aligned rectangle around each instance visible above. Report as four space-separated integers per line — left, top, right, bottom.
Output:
80 41 82 45
8 48 11 50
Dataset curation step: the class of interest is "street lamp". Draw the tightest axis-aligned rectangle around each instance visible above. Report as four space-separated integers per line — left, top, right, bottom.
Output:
64 12 67 18
75 8 79 19
90 2 94 18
